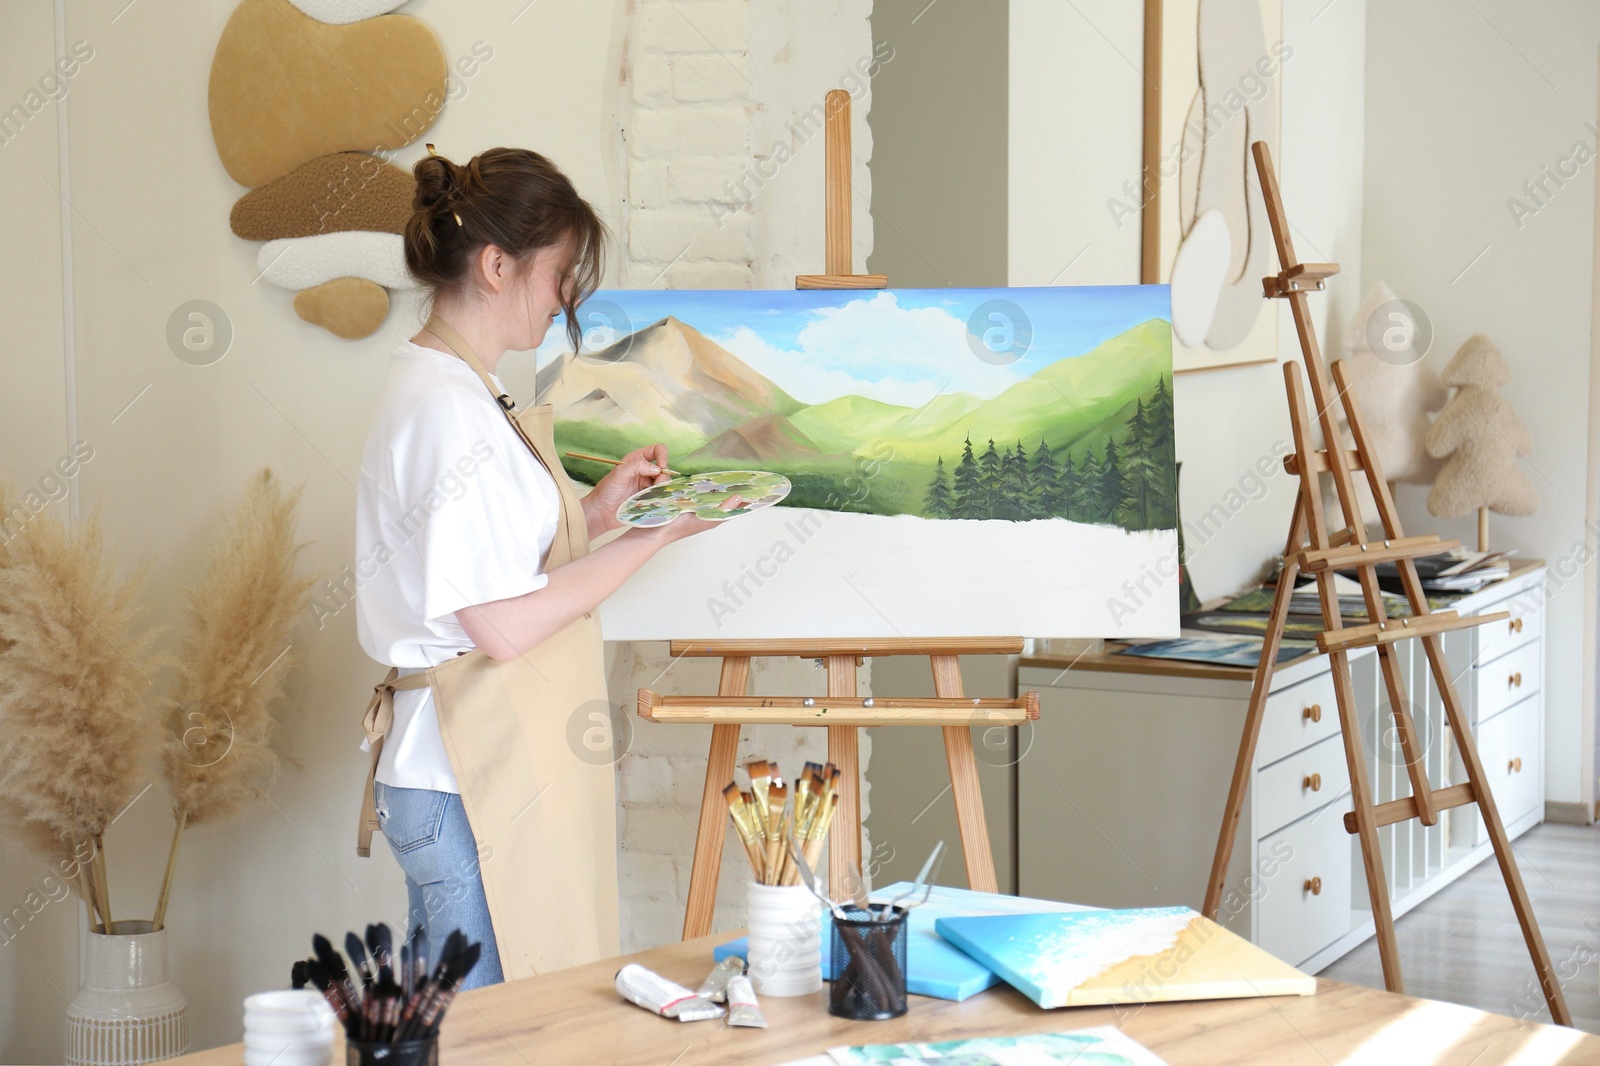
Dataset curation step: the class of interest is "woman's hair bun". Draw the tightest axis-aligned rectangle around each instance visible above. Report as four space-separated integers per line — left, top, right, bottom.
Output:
411 153 459 213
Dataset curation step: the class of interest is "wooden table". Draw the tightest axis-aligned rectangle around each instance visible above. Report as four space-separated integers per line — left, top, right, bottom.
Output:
168 933 1600 1065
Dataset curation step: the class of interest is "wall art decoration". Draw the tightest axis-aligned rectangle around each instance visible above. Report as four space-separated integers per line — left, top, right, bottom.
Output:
534 286 1179 640
207 0 448 339
1143 0 1284 372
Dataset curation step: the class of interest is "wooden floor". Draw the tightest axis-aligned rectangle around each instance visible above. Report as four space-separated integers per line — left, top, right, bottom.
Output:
1321 822 1600 1032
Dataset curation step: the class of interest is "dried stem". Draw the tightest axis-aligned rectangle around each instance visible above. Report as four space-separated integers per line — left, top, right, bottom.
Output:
152 809 187 931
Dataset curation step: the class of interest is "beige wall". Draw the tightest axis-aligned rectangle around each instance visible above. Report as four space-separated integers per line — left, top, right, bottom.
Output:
0 2 74 1056
1363 0 1598 810
1 1 626 1059
865 0 1007 287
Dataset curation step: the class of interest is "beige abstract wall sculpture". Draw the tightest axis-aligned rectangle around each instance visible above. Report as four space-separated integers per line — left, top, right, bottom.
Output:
229 153 415 241
207 0 444 338
1144 0 1284 372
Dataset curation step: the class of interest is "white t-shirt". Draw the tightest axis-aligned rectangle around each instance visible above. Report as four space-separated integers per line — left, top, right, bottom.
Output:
355 339 562 793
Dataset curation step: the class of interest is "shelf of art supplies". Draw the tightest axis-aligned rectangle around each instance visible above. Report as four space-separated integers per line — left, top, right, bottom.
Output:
1017 559 1546 977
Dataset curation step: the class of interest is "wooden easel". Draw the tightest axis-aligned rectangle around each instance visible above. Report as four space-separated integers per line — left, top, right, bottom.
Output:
646 91 1032 941
1201 141 1571 1026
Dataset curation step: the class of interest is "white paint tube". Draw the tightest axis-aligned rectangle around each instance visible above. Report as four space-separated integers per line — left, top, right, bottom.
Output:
725 974 768 1028
614 963 726 1022
695 956 746 1004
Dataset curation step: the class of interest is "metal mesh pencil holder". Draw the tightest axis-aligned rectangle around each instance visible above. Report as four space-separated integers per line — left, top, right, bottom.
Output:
828 905 909 1020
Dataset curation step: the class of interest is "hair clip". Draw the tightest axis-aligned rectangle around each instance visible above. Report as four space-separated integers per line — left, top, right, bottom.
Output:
453 211 463 227
425 143 439 157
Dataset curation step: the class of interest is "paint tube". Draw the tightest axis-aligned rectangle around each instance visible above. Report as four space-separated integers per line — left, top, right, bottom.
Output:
695 956 746 1004
724 974 767 1028
614 963 725 1022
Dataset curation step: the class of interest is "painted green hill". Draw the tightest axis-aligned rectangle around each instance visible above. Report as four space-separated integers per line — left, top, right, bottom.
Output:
552 315 1174 527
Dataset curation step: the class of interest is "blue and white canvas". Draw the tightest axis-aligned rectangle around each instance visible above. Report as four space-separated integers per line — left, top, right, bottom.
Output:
715 884 1095 1002
934 906 1315 1009
533 286 1178 640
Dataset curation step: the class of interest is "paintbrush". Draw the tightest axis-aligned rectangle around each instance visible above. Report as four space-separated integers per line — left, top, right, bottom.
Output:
345 931 374 990
399 931 467 1042
416 942 482 1039
763 778 787 886
313 934 361 1015
291 959 309 990
563 451 682 477
302 960 353 1029
722 782 767 878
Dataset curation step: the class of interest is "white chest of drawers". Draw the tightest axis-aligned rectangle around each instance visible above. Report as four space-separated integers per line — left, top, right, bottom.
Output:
1016 563 1547 972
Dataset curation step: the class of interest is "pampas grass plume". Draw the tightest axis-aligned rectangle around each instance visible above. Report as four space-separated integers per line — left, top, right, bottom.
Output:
165 470 315 827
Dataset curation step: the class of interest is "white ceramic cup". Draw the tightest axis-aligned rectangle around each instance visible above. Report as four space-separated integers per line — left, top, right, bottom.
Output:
243 989 337 1066
746 881 823 996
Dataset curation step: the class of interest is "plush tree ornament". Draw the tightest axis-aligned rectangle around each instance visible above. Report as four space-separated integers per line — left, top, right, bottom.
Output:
1425 334 1537 550
1325 283 1448 527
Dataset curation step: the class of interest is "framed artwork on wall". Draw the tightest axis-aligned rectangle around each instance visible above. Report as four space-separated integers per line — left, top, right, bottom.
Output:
1142 0 1284 373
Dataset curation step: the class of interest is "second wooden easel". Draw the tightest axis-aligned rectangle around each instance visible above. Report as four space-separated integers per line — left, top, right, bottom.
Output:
1201 141 1570 1026
647 91 1032 941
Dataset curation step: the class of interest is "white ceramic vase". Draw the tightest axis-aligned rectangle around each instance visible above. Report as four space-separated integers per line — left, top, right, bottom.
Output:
64 920 190 1066
746 882 823 996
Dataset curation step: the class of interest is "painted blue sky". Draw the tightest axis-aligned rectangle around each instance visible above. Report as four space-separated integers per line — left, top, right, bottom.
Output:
535 285 1171 407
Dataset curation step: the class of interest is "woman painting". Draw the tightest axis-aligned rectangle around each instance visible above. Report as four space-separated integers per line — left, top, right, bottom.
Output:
352 147 730 987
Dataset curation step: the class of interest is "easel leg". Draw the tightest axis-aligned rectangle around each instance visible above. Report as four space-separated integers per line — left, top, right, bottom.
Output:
931 654 999 894
1423 634 1572 1025
1326 643 1405 993
1203 497 1308 919
826 655 863 899
681 656 750 941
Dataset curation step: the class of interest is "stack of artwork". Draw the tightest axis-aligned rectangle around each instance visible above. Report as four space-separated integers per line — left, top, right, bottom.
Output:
535 286 1180 640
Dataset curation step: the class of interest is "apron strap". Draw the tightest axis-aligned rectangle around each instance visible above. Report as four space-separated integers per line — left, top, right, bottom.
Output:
422 314 550 470
355 667 436 858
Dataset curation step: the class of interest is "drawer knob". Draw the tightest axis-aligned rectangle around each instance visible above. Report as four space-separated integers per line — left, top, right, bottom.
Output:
1509 671 1523 688
1303 772 1322 792
1511 617 1524 633
1304 876 1323 896
1509 756 1523 773
1304 703 1323 723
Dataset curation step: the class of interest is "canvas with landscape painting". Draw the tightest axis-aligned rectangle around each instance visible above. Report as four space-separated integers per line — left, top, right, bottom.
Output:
533 286 1179 640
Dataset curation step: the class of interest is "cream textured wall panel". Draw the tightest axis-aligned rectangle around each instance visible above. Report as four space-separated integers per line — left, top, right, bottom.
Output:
257 232 419 291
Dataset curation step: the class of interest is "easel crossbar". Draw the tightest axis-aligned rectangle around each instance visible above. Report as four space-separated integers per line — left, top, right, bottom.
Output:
1345 784 1477 833
637 689 1039 726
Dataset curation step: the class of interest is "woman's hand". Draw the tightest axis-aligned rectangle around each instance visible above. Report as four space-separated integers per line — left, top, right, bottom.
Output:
639 495 745 545
582 444 672 537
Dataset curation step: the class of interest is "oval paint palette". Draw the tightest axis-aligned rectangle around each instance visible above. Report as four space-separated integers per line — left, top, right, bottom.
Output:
616 470 791 528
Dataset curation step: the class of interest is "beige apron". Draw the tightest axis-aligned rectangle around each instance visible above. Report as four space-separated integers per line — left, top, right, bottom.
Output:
355 314 620 979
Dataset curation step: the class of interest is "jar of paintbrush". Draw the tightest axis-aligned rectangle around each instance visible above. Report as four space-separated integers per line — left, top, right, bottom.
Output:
828 903 910 1020
290 922 481 1066
725 759 841 997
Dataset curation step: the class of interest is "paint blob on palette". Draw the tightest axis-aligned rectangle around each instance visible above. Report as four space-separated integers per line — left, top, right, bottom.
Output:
616 470 791 528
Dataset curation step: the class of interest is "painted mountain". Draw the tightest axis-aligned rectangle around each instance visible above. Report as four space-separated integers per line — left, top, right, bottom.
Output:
536 287 1176 534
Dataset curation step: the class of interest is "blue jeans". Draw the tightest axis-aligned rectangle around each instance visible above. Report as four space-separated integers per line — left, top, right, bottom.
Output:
372 782 504 990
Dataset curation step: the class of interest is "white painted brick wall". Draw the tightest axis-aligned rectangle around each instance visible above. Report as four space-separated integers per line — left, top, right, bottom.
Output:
607 0 877 952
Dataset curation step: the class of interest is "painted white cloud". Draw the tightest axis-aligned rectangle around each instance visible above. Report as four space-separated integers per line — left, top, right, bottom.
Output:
713 292 1026 407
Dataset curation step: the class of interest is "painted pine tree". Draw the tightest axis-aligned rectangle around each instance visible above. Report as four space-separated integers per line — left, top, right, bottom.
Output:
1098 437 1125 525
1070 446 1102 523
1030 439 1059 518
978 438 1004 519
923 456 954 518
951 436 983 519
996 440 1029 520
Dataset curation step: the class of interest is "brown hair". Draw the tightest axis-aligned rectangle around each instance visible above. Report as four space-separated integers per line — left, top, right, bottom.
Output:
403 147 606 352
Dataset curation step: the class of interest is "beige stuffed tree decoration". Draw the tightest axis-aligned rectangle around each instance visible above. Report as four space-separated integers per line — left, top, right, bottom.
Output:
1327 282 1448 525
1425 334 1538 550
